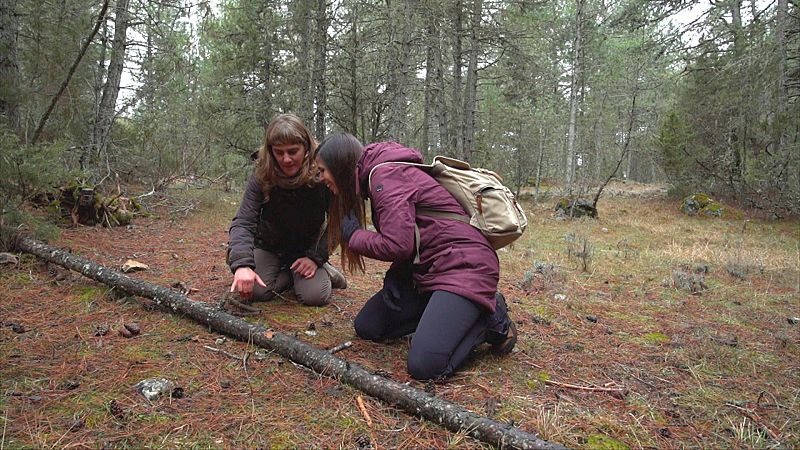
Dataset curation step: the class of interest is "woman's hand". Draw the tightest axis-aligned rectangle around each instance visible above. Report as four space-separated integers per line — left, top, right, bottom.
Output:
291 257 318 279
230 267 267 298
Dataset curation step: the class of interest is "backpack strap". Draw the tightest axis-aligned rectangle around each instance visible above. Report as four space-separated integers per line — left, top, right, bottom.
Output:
368 161 470 264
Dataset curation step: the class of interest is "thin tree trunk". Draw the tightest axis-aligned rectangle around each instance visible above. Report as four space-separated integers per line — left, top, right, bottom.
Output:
31 0 110 145
0 0 20 134
422 14 436 156
564 0 583 195
434 19 449 155
297 0 314 126
775 0 788 162
461 0 481 162
91 0 130 174
535 121 545 199
312 0 328 138
450 0 464 157
15 236 568 450
387 0 416 142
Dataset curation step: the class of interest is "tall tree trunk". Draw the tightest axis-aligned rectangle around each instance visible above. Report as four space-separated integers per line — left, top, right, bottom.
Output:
450 0 464 157
535 121 545 199
387 0 416 142
775 0 788 161
422 13 437 156
0 0 20 134
565 0 584 194
91 0 130 180
297 0 314 126
348 12 360 138
461 0 481 162
433 17 449 155
312 0 328 138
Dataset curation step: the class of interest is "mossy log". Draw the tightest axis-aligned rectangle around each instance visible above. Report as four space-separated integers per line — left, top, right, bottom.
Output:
15 236 568 450
50 185 139 227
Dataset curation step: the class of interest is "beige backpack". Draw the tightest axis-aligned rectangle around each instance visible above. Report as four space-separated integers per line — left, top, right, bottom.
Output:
369 156 528 250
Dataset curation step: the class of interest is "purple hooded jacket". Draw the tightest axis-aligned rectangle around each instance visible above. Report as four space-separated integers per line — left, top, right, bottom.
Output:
349 142 499 313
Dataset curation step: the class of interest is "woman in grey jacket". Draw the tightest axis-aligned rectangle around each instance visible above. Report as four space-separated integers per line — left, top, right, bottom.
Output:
227 114 346 306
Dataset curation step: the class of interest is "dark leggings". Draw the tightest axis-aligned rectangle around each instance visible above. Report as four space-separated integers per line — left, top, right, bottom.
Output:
354 288 487 380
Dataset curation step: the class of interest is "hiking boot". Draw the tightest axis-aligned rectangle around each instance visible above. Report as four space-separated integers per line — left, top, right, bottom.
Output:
491 320 517 355
324 263 348 289
486 292 517 355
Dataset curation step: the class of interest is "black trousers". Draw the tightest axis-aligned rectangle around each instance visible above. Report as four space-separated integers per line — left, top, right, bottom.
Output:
354 287 489 380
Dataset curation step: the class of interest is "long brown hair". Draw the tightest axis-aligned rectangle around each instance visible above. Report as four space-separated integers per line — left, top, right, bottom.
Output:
254 113 318 197
317 133 366 273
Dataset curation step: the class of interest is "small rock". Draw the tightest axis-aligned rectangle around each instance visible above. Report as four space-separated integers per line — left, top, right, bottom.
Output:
554 294 567 301
601 227 609 233
94 325 109 336
119 327 134 338
10 323 25 333
219 379 231 389
788 317 800 325
134 378 175 401
304 330 317 336
123 322 141 336
586 315 598 323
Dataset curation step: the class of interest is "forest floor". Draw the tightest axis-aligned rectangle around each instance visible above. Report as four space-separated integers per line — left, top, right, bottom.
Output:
1 185 798 449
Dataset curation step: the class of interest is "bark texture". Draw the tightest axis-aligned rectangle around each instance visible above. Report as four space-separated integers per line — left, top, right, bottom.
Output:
16 236 568 450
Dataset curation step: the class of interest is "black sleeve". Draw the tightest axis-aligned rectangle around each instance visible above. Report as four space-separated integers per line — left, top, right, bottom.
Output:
227 174 263 273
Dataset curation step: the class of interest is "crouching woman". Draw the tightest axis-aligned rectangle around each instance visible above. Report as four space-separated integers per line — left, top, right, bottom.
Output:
315 133 516 380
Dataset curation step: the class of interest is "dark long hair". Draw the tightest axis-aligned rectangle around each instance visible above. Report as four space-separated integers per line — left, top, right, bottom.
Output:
317 133 366 273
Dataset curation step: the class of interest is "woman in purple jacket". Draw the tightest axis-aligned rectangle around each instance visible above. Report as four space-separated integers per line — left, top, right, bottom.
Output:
316 133 517 380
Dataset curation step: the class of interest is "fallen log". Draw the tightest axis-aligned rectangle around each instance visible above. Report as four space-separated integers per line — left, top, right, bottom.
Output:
15 236 568 450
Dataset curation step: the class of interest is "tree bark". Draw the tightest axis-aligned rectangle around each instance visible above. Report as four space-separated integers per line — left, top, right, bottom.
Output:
450 0 464 157
30 0 110 145
386 0 417 142
564 0 584 195
15 236 568 450
90 0 130 173
312 0 328 139
0 0 20 133
461 0 482 162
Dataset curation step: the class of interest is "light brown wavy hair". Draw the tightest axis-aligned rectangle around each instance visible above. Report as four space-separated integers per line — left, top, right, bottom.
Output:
316 133 366 273
254 113 318 197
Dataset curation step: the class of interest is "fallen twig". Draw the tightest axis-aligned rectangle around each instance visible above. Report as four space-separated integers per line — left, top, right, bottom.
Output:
203 345 244 362
544 379 627 393
225 297 260 313
329 341 353 354
356 395 373 427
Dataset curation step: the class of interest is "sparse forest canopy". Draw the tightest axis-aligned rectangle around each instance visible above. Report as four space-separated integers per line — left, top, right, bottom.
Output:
1 0 798 232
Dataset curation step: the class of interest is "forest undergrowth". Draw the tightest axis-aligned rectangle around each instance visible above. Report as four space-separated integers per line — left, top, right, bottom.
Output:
1 186 798 449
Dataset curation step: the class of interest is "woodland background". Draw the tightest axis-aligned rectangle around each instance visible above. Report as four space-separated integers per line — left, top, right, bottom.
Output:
1 0 799 234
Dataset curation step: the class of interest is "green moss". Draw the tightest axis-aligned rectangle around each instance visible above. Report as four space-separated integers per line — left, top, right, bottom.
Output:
643 332 671 345
527 371 551 389
72 285 107 304
586 433 630 450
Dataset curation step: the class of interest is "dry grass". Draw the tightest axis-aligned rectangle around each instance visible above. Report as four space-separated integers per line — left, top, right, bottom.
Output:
1 188 798 449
